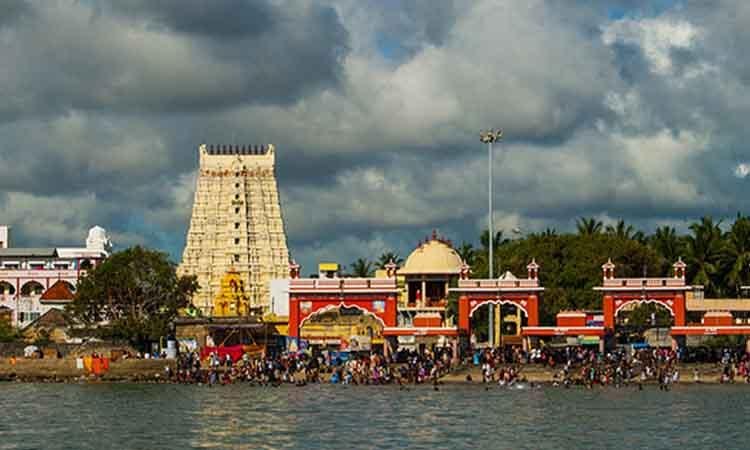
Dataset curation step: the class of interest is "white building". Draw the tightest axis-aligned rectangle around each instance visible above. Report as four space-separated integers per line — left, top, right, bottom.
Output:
0 225 111 327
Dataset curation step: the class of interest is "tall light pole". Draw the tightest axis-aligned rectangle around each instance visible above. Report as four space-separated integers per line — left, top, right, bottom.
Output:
480 128 502 347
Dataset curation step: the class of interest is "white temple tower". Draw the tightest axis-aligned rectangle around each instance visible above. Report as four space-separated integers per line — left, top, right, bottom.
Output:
178 143 290 316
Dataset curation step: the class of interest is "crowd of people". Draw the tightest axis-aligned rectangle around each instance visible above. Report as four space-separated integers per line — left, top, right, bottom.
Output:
169 347 455 387
164 343 750 388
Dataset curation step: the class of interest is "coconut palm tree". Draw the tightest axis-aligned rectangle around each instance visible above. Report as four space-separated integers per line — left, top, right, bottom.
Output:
723 213 750 295
576 217 603 236
649 226 683 262
457 242 476 266
604 219 644 241
349 258 374 277
377 252 403 269
685 217 725 296
480 229 509 252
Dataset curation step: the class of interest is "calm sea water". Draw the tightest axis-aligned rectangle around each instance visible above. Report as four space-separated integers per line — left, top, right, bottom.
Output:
0 382 747 450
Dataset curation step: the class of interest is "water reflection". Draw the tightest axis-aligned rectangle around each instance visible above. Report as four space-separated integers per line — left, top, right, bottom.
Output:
1 383 749 450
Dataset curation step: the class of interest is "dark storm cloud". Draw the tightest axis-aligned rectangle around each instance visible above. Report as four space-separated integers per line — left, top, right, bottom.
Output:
0 0 349 121
0 0 31 28
102 0 275 39
2 0 750 273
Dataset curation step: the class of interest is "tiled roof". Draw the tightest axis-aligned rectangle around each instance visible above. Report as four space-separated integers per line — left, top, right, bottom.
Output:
23 308 69 330
40 280 75 302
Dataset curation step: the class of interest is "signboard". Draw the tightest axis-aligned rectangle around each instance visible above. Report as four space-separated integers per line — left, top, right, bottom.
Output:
373 300 385 313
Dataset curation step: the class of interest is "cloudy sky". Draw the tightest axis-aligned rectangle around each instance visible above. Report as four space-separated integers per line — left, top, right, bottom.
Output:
1 0 749 272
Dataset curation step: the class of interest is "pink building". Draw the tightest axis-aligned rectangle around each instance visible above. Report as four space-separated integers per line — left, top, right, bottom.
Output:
0 225 111 327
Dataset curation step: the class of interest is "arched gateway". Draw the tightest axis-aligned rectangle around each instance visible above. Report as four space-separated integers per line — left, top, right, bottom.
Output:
452 260 543 339
287 274 398 339
595 258 689 329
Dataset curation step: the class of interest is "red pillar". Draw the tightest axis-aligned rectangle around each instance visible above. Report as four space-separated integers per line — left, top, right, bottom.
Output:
289 297 300 338
458 295 470 334
603 295 615 329
526 294 539 326
384 295 397 327
673 293 685 326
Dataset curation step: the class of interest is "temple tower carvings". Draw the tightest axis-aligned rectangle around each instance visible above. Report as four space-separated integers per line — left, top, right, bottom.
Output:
178 143 290 316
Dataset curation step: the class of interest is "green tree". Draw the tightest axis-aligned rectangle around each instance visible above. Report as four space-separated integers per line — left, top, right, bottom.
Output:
606 219 645 242
576 217 603 236
685 217 725 297
456 242 476 266
723 213 750 295
377 252 403 269
649 226 683 262
0 320 20 343
349 258 374 277
66 246 198 351
480 229 509 252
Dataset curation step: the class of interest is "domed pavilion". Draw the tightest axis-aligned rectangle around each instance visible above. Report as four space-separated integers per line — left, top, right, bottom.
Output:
399 231 463 308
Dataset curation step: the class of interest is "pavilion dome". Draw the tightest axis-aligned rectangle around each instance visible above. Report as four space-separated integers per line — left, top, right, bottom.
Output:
400 238 463 275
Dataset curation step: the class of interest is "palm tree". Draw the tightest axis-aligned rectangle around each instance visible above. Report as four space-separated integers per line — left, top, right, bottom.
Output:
605 219 630 239
723 213 750 295
377 252 403 269
649 226 683 262
576 217 603 236
480 229 509 252
349 258 374 277
685 216 725 296
542 228 557 237
457 242 475 265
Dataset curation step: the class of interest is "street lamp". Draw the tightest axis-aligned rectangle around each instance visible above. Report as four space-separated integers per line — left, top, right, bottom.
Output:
480 128 503 347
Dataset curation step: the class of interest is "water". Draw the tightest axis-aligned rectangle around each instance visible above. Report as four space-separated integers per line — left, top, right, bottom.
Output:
0 383 748 450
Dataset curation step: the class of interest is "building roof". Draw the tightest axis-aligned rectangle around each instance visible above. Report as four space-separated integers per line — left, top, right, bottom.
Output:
0 248 57 258
40 280 75 302
56 248 106 259
22 308 70 330
400 238 463 275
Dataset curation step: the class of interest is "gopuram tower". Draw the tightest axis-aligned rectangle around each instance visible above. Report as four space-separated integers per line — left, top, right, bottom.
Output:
179 143 290 316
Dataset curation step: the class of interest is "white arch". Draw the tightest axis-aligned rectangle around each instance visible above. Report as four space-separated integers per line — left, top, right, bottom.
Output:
614 298 675 317
298 301 386 328
469 299 529 318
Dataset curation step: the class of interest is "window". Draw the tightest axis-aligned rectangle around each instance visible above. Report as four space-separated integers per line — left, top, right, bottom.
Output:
234 223 240 229
234 238 240 245
235 208 240 214
234 254 240 263
235 194 240 200
235 183 240 188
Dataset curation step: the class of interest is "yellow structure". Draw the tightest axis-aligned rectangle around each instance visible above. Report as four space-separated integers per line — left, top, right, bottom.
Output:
212 270 251 317
179 144 290 316
399 235 463 308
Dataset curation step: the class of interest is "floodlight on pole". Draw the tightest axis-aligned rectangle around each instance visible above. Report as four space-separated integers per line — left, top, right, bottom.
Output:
480 128 502 347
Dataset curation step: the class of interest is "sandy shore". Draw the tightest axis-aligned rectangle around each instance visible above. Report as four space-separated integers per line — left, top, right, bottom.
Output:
0 359 174 382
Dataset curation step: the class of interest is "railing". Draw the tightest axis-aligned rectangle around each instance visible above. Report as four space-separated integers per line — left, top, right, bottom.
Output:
457 279 540 289
602 278 686 288
290 277 397 291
